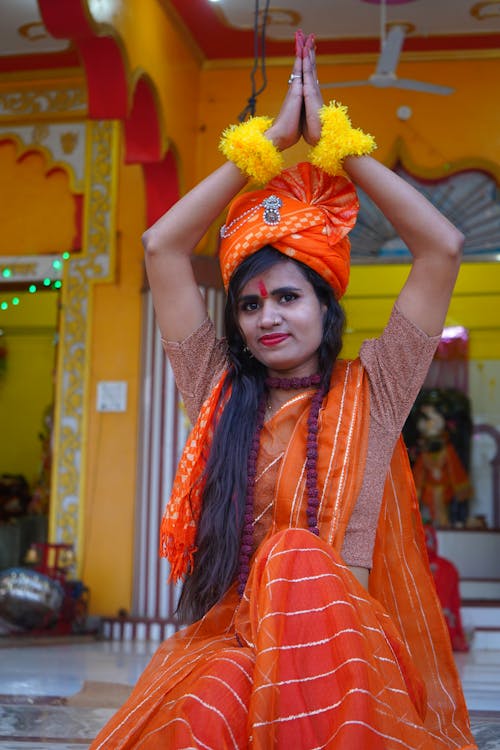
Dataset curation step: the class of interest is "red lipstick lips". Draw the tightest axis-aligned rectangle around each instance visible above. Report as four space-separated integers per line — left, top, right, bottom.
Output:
259 334 290 346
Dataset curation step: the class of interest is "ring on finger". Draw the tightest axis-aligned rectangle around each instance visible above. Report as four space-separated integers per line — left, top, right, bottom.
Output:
288 73 301 84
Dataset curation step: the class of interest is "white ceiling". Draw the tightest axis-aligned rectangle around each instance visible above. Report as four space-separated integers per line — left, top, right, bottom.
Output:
1 0 499 60
215 0 500 41
0 0 69 57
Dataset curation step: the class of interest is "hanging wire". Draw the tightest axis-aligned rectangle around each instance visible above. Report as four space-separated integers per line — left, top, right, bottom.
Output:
238 0 271 122
380 0 387 50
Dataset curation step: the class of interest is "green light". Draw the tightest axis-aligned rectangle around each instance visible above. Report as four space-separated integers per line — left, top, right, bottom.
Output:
62 252 70 260
52 259 62 270
43 278 51 287
12 297 20 306
28 284 37 294
1 268 12 278
1 302 8 311
54 280 62 289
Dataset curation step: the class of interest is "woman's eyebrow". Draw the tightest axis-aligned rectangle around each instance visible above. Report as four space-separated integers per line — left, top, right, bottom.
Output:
238 293 259 304
238 285 302 304
269 285 302 295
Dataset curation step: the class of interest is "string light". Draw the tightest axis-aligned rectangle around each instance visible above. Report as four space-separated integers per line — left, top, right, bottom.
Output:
0 251 71 313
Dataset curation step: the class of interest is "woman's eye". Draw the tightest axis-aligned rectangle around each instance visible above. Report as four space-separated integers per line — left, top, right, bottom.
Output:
240 301 259 312
280 292 298 303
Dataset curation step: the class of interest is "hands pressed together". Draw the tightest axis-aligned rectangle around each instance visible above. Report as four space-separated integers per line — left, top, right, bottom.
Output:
265 30 324 152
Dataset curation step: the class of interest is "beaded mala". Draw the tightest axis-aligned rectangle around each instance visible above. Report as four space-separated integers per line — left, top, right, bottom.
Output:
237 373 324 597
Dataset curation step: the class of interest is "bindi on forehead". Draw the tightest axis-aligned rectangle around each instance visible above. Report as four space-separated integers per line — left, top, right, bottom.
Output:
257 280 268 297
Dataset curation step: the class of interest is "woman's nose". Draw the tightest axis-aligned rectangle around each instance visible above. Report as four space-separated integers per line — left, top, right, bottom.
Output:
259 302 281 328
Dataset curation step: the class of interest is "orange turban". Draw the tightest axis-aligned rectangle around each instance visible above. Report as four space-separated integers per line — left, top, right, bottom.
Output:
219 162 359 299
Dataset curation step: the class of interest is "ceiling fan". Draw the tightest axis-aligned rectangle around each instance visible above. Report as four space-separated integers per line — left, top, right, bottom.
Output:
320 14 454 96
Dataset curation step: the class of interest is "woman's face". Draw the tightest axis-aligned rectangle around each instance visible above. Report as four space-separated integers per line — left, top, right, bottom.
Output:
236 259 325 378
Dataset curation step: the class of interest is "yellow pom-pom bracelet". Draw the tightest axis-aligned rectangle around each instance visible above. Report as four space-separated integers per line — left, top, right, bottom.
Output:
219 116 284 184
309 101 376 175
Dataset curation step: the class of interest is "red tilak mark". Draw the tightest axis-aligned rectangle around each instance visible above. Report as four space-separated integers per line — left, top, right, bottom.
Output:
258 280 268 297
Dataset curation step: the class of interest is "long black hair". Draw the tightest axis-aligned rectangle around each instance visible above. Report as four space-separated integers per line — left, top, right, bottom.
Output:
176 246 345 623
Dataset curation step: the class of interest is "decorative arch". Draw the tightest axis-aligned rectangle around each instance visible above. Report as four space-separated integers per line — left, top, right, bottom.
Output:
142 149 180 227
124 73 166 165
351 141 500 262
387 136 500 186
38 0 130 119
37 0 179 224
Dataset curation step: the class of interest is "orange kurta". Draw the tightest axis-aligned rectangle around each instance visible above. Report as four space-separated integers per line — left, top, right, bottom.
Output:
91 360 475 749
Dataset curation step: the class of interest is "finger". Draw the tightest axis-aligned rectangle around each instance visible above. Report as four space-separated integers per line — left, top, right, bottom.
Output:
295 28 304 56
303 33 314 57
303 36 320 89
310 36 317 72
287 49 303 89
302 41 315 78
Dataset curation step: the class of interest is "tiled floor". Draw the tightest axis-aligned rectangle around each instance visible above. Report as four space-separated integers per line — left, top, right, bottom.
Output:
0 638 498 748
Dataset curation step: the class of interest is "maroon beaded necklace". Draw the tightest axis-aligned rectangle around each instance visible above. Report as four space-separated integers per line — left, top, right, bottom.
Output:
237 373 324 597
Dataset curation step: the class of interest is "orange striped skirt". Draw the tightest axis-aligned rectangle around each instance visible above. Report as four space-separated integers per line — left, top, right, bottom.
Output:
90 528 475 749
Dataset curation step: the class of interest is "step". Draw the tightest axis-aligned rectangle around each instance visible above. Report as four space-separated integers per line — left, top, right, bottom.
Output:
460 579 500 600
461 603 500 630
470 627 500 650
100 616 180 641
454 649 500 711
436 529 500 579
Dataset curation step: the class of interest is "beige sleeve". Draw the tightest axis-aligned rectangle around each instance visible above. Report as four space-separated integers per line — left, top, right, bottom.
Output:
162 318 229 424
341 304 441 569
359 303 442 435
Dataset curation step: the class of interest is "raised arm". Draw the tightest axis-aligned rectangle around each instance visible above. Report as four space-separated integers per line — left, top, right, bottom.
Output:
301 42 464 337
142 39 306 343
342 155 464 336
142 163 247 342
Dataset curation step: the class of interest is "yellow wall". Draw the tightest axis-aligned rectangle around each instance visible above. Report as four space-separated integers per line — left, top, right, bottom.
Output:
0 140 77 255
0 139 73 489
0 291 58 486
198 55 500 175
81 158 146 615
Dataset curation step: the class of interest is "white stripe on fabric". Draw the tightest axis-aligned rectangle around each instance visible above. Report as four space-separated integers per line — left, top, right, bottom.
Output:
321 363 350 532
199 674 248 712
311 719 431 750
258 596 356 623
258 627 363 655
253 656 378 692
136 716 214 750
181 693 240 749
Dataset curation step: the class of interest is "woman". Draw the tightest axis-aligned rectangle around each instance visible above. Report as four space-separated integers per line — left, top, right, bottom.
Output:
91 32 476 750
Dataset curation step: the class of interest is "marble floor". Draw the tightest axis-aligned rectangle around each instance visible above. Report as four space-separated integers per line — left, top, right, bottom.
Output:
0 637 499 749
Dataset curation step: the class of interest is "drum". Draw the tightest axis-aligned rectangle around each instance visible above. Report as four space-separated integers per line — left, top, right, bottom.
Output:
0 567 64 629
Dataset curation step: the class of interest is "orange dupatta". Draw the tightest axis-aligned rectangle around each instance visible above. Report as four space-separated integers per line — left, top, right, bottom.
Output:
370 438 474 747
